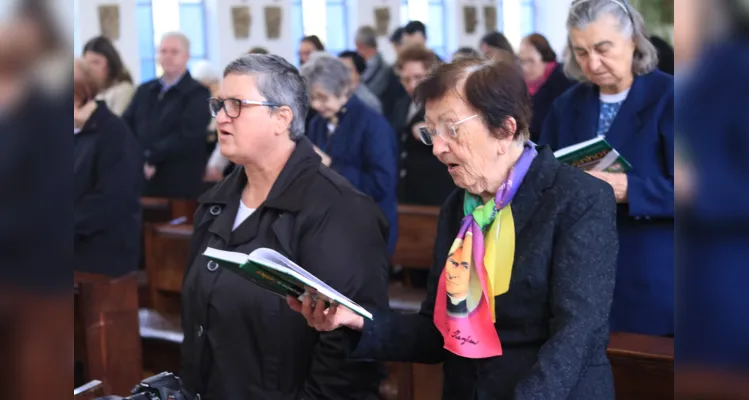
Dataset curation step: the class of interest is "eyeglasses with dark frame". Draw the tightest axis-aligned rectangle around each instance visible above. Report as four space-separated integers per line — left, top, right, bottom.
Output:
418 114 480 145
208 97 282 118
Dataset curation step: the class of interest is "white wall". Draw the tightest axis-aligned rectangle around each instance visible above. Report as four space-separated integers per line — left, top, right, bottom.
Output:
74 0 576 80
207 0 294 72
76 0 140 82
534 0 573 60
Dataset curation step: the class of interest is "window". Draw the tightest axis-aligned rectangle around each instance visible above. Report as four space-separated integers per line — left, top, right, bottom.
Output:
400 0 448 60
136 0 208 82
291 0 350 66
499 0 535 49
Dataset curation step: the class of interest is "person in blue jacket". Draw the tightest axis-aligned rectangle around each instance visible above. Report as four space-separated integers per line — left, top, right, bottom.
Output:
540 0 674 336
301 53 399 255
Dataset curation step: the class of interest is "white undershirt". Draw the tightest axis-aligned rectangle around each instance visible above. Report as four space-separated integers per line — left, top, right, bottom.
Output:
599 88 630 104
232 199 256 231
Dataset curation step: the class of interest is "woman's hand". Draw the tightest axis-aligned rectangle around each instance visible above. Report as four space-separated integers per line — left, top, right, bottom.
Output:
588 171 628 203
287 290 364 332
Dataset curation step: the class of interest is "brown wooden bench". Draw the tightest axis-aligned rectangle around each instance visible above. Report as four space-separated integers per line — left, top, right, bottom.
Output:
141 197 198 225
676 366 749 399
392 205 440 270
608 332 674 399
75 271 142 396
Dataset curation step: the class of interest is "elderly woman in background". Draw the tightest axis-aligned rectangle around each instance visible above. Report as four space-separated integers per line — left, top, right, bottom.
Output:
181 54 389 399
83 35 135 115
74 59 142 277
192 60 233 182
517 33 575 142
289 56 618 399
479 31 515 58
301 53 398 255
389 45 455 206
540 0 674 336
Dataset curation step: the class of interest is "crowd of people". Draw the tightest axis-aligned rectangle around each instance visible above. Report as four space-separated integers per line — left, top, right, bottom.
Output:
73 0 677 398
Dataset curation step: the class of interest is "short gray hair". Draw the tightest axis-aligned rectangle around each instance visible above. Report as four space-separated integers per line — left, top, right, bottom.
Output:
161 31 191 54
223 54 309 140
299 52 352 98
355 26 378 48
564 0 658 82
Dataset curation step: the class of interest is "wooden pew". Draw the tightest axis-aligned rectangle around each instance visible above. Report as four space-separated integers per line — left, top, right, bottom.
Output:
74 380 106 400
608 332 674 400
75 271 142 396
141 197 199 225
143 223 193 314
676 367 749 399
392 205 440 270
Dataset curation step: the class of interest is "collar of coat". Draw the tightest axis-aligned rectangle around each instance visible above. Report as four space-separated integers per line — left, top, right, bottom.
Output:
198 136 322 213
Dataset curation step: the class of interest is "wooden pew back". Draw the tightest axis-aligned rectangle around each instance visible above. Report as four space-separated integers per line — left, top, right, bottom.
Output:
143 223 193 314
608 332 674 399
74 272 142 396
392 205 440 269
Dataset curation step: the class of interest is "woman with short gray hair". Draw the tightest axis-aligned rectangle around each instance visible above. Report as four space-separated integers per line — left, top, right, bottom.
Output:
540 0 675 337
180 53 391 399
301 53 399 255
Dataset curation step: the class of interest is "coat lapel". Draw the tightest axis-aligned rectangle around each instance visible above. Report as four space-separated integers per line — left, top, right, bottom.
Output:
511 146 558 235
573 87 600 144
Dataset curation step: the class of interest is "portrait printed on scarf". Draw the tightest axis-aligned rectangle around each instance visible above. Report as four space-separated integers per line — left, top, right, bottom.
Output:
445 231 484 318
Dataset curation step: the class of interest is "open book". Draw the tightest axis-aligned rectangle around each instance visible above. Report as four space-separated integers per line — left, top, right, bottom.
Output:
553 136 632 172
202 247 373 320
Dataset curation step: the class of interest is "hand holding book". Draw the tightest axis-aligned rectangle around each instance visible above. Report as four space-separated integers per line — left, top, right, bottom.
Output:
287 288 364 332
588 171 628 203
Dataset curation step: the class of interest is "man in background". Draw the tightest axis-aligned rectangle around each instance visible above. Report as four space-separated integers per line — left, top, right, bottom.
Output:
338 50 382 113
354 26 391 100
402 21 427 47
122 31 211 199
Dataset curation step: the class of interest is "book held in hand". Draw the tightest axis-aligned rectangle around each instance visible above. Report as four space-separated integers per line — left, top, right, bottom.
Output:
553 136 632 172
202 247 373 320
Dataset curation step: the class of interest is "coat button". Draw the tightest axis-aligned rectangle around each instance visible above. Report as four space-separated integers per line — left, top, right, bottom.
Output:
400 169 407 178
198 325 204 337
209 205 222 215
400 151 407 160
634 216 641 220
196 394 201 400
207 260 219 271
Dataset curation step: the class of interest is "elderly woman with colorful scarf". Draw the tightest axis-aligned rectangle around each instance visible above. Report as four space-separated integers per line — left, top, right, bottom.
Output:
288 56 619 399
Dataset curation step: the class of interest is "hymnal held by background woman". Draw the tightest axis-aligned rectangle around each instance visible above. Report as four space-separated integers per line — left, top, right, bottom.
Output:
202 247 373 320
553 136 632 172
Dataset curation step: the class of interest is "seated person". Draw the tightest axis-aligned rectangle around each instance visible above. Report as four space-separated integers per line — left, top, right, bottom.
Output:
73 59 142 277
301 53 398 255
338 50 382 113
181 54 389 399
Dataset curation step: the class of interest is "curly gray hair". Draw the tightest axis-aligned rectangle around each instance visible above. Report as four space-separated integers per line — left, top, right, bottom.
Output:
564 0 658 82
299 52 352 98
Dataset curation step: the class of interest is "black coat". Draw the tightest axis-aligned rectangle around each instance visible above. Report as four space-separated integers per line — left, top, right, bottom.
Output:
122 71 211 199
74 102 143 276
349 146 618 399
180 138 390 400
395 104 456 206
529 64 575 144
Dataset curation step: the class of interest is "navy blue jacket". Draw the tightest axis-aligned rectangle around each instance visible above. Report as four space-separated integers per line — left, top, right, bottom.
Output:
75 102 143 276
306 96 399 254
349 146 618 399
540 70 674 335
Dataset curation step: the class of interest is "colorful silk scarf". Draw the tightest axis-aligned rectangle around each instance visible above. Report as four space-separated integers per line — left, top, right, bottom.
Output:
434 144 537 358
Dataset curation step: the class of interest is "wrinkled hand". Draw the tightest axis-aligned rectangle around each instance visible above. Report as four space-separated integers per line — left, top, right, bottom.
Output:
287 288 364 332
411 122 427 141
144 163 156 180
204 166 223 182
674 152 693 204
312 145 332 167
587 171 628 203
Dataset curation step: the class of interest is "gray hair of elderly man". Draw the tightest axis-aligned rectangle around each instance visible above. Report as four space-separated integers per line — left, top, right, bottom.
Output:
355 26 378 48
160 31 191 54
564 0 658 82
223 54 309 141
299 52 353 98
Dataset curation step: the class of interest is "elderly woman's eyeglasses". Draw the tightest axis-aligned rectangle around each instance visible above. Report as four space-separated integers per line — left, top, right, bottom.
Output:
418 114 480 145
208 97 281 118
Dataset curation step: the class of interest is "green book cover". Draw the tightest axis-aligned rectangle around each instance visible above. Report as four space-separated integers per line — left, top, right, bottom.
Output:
553 136 632 172
203 247 374 320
